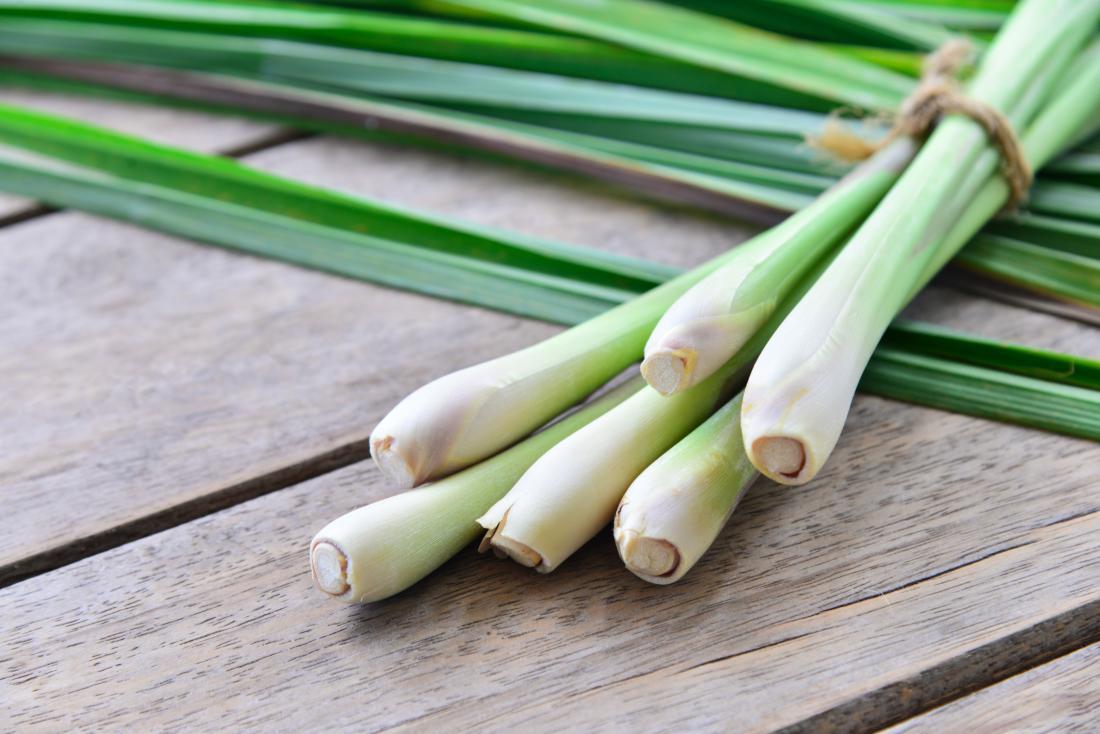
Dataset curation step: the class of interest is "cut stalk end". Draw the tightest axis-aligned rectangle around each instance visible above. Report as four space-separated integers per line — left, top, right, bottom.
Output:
618 530 680 579
311 541 351 597
751 436 806 482
641 348 696 395
371 435 417 489
491 534 543 568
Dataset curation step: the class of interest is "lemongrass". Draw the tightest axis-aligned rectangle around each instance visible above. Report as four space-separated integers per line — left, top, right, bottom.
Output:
615 393 757 584
311 378 640 602
641 139 914 394
480 252 832 572
366 240 761 488
742 0 1100 484
478 375 735 572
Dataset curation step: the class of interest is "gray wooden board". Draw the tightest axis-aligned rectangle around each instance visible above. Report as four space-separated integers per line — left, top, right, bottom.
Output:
885 641 1100 733
1 395 1097 731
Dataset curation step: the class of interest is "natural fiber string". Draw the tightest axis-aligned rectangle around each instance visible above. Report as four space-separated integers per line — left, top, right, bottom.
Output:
809 38 1033 207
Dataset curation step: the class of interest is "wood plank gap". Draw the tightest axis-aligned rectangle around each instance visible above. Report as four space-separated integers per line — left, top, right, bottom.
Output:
0 202 53 228
774 511 1100 734
0 436 371 590
218 128 315 159
777 598 1100 734
411 506 1100 734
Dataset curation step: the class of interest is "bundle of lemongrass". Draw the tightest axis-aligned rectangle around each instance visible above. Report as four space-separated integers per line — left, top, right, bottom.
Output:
311 0 1100 602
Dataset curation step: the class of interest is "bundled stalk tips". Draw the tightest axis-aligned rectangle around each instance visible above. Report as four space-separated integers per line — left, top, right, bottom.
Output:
317 0 1100 600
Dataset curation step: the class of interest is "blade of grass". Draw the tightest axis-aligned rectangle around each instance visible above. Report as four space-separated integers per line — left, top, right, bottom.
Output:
0 143 638 324
672 0 954 50
0 18 845 132
0 58 807 220
952 234 1100 313
882 319 1100 390
851 0 1012 32
0 10 841 111
1026 180 1100 224
988 213 1100 259
860 348 1100 442
427 0 914 110
0 99 677 291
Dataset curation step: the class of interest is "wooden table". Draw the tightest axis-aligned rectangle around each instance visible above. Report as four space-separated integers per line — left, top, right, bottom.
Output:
2 88 1098 733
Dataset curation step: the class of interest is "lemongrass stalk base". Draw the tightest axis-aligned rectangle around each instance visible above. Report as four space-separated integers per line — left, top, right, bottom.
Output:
311 541 351 597
313 379 638 603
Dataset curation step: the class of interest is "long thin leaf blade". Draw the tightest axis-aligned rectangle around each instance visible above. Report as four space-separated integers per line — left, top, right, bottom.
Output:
882 319 1100 390
861 347 1100 443
428 0 914 110
0 98 676 290
0 144 632 323
0 0 897 108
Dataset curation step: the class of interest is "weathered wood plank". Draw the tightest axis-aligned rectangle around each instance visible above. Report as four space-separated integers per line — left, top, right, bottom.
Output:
0 88 287 220
1 377 1096 731
0 132 750 582
885 641 1100 734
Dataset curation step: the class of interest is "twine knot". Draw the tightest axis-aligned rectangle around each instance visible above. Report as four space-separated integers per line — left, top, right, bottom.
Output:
810 38 1032 208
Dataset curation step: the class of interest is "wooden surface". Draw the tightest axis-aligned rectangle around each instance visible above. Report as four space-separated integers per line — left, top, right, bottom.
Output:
1 87 1098 733
887 641 1100 733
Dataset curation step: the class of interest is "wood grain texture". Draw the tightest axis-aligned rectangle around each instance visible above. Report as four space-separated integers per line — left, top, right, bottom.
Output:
1 385 1097 731
0 132 750 582
0 88 286 220
886 642 1100 734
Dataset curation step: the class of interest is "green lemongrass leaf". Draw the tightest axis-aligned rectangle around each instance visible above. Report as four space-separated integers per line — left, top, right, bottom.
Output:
826 44 923 76
1026 180 1100 224
1048 140 1100 183
429 0 914 110
852 0 1011 31
988 213 1100 258
953 234 1100 313
0 18 842 132
0 145 638 323
860 348 1100 442
0 101 675 292
882 319 1100 390
0 60 807 219
0 0 887 109
674 0 954 50
453 108 840 173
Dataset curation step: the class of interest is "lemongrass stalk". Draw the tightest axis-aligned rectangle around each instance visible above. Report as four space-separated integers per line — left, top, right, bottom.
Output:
614 393 757 584
641 139 914 394
479 376 733 572
369 246 747 488
312 378 641 603
370 103 864 488
479 254 831 572
742 0 1100 484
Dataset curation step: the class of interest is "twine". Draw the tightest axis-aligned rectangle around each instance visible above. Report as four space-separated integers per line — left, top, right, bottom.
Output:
810 38 1033 207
